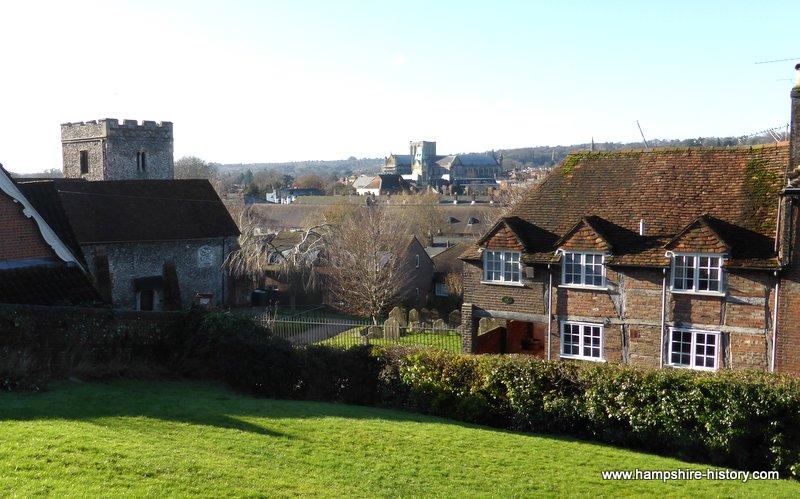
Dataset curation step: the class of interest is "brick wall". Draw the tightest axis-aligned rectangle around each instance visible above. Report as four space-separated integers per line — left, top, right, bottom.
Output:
777 203 800 374
462 262 546 314
463 253 774 371
0 192 55 261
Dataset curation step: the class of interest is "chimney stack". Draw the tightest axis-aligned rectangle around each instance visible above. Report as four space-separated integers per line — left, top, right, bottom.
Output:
787 64 800 186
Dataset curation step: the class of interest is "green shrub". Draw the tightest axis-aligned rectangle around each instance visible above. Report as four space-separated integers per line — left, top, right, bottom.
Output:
296 345 381 405
378 350 800 477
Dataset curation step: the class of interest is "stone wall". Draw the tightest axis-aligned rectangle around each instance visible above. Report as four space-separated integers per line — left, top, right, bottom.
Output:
0 303 183 382
82 237 234 310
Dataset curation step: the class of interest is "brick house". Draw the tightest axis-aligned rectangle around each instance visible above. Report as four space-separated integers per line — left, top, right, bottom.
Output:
460 73 800 374
0 165 100 306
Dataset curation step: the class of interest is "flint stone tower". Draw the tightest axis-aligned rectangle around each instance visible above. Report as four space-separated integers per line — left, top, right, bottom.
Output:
61 119 174 180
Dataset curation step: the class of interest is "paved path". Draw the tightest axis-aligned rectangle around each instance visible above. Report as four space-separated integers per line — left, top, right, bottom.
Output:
285 323 362 345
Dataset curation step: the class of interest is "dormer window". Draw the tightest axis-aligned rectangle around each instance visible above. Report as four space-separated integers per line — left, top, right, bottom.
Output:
483 250 521 284
561 251 605 288
670 253 724 294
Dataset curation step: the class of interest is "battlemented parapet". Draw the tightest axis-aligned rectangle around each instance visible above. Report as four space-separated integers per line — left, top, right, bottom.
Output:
61 119 174 181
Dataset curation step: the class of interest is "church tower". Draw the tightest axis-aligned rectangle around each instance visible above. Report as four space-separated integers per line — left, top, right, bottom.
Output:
61 119 174 180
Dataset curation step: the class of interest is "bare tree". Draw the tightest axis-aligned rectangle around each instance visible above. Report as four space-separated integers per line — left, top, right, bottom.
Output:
325 206 410 323
225 206 270 288
445 270 463 297
175 156 216 180
225 205 330 310
271 224 329 311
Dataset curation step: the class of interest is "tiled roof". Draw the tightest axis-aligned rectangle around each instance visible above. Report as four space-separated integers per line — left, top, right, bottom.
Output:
19 179 240 244
432 242 470 275
455 154 500 167
0 264 103 306
463 144 789 269
388 154 413 166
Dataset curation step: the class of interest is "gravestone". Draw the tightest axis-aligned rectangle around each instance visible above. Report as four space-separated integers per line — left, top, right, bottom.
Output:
432 318 447 331
367 325 383 339
408 308 420 325
383 317 401 340
389 306 407 327
449 309 462 327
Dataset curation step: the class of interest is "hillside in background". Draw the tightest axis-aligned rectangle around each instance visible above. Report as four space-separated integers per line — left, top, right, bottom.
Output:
220 133 781 175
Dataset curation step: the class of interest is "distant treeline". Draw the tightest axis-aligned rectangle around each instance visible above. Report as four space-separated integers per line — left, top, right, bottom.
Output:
220 157 383 178
493 134 778 169
219 134 780 176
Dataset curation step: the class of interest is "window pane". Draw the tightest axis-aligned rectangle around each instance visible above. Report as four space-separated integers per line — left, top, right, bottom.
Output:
671 330 692 366
694 333 717 369
563 252 603 286
563 324 580 356
564 253 575 284
583 325 602 358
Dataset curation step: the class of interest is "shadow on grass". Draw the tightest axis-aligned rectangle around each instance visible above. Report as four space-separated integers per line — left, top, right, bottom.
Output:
0 379 617 454
0 381 287 438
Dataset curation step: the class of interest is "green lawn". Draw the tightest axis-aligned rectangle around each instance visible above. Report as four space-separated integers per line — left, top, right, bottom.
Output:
0 381 797 497
320 327 462 353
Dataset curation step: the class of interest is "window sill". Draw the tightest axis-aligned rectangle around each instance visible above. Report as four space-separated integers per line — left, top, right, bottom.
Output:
560 355 606 363
480 280 525 287
558 284 608 291
669 289 726 297
666 363 718 372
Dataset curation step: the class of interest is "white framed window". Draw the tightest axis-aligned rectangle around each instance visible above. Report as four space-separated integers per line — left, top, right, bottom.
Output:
668 328 720 371
561 251 605 287
671 253 724 294
415 254 420 269
483 250 521 284
435 283 449 296
560 321 603 361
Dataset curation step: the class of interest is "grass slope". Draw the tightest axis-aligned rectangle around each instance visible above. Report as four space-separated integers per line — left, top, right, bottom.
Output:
0 381 797 497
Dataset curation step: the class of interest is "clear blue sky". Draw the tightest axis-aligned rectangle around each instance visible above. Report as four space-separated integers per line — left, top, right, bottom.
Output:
0 0 798 173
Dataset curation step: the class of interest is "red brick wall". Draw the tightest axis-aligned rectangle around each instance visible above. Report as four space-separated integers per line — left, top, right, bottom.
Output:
628 325 662 369
462 262 546 314
671 295 722 325
464 253 774 370
0 192 54 261
777 204 800 374
730 334 768 371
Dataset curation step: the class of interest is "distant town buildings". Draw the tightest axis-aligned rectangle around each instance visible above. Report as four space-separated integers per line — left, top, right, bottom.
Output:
383 140 503 190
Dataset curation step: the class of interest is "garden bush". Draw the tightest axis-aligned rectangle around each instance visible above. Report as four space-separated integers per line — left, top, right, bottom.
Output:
379 350 800 477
